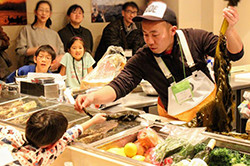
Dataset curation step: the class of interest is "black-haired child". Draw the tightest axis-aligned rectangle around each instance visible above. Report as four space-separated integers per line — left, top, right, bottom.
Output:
0 109 106 165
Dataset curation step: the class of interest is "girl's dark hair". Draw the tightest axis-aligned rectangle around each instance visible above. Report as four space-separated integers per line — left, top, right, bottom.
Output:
31 0 52 29
25 109 68 148
66 36 85 51
122 1 139 11
35 44 56 61
67 4 84 16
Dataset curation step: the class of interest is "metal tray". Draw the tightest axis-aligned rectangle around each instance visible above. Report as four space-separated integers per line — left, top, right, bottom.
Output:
75 117 144 146
64 107 146 146
0 90 21 103
4 107 86 129
90 125 250 165
60 106 146 145
96 125 166 151
49 103 98 116
0 96 58 120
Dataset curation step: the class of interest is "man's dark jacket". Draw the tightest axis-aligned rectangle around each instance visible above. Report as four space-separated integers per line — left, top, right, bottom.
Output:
94 17 144 64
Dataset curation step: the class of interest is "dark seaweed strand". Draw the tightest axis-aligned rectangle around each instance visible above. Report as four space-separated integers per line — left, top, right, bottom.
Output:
225 0 240 6
82 107 93 118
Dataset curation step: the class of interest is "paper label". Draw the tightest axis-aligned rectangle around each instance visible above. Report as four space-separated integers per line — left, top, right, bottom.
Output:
171 79 193 104
124 49 133 58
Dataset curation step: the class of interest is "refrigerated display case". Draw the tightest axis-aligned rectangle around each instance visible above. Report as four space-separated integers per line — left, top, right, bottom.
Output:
1 95 249 166
71 124 250 166
0 96 58 121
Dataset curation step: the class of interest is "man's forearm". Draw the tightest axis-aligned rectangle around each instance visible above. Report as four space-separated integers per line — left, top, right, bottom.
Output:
92 86 117 105
226 28 243 54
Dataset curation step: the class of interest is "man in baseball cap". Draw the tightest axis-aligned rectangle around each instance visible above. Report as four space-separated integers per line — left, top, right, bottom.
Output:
75 1 243 123
133 1 177 26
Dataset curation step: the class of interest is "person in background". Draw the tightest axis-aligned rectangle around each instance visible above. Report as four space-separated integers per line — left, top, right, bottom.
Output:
0 109 106 166
74 1 243 119
0 26 12 81
15 0 64 72
94 1 144 65
6 45 56 83
58 4 93 53
60 36 95 89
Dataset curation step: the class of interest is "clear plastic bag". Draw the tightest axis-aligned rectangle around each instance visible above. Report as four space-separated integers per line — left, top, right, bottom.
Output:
153 124 207 164
80 46 126 90
137 127 164 149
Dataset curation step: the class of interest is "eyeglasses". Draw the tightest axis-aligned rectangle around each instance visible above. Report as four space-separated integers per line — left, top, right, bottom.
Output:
125 10 138 15
37 55 52 61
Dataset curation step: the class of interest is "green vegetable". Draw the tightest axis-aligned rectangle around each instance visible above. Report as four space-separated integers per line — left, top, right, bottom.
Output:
209 148 250 166
172 144 196 163
154 136 187 162
193 143 206 155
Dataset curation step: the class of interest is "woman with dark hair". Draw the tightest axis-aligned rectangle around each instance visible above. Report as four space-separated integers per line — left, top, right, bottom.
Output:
58 4 93 53
15 0 64 72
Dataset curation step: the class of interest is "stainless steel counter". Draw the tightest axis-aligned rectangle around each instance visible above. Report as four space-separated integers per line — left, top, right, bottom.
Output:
116 92 158 113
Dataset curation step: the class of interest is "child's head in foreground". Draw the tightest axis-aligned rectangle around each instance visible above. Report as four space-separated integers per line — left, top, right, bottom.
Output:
33 45 56 73
25 109 68 148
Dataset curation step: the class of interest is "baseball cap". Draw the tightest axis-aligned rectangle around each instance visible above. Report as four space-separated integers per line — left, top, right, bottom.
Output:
133 1 177 26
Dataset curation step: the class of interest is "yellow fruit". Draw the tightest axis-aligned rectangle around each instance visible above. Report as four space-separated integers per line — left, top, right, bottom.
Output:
107 147 120 154
118 148 126 157
124 142 137 157
107 148 126 157
132 155 145 161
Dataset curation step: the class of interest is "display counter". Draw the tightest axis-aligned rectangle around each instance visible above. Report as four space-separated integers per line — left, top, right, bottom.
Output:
51 123 250 166
0 95 249 166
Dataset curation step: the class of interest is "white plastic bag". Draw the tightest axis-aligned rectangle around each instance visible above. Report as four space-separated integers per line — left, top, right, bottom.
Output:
80 46 126 89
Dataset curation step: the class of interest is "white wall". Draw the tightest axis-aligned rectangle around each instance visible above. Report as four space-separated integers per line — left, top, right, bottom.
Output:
213 0 250 66
2 0 250 71
167 0 248 66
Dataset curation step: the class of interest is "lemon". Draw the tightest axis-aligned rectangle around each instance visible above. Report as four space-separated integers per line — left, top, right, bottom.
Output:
107 148 126 157
107 147 120 154
132 155 145 161
124 142 137 157
118 148 126 157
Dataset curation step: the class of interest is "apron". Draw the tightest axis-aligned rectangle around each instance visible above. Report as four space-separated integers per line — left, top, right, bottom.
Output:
155 30 216 122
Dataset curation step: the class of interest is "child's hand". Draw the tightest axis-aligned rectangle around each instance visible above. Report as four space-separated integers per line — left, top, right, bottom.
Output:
80 113 106 130
91 113 107 124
